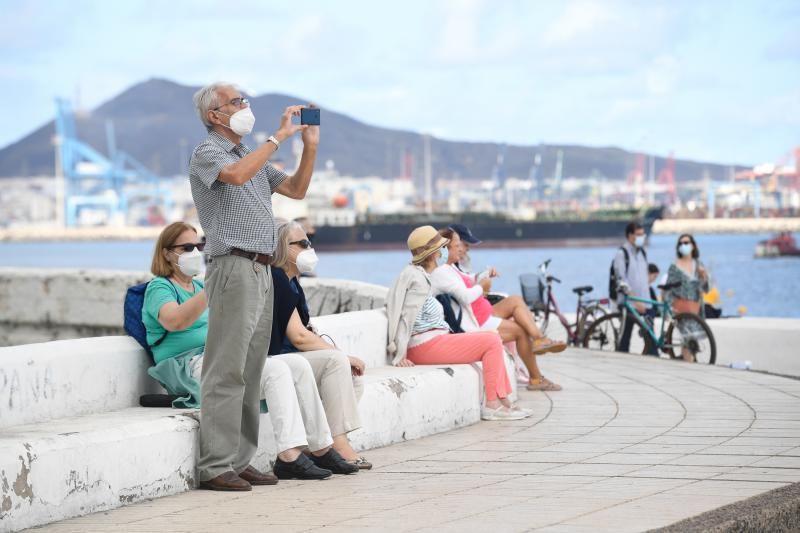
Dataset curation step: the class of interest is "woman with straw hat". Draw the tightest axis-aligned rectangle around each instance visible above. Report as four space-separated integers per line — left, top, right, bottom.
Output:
386 226 528 421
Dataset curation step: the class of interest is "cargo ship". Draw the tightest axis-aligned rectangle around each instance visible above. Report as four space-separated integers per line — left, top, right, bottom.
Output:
312 206 664 250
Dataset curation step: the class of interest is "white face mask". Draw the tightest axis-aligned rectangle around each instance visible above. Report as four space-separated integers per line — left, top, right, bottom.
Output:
175 248 204 277
440 246 449 265
678 243 693 257
294 249 319 274
634 235 646 248
220 107 255 136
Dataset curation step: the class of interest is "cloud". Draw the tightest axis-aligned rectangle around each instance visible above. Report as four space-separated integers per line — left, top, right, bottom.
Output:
435 0 483 64
644 54 679 96
542 1 615 47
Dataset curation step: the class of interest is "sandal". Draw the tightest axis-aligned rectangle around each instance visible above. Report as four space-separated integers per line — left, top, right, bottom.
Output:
350 456 373 470
527 376 562 391
532 337 567 355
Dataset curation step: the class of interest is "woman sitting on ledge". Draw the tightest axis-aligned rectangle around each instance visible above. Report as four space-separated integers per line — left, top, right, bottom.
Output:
431 228 564 392
270 219 372 470
386 225 531 421
142 222 357 484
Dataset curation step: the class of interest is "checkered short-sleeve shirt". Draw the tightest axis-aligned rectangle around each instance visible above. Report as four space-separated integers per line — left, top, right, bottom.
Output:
189 131 288 256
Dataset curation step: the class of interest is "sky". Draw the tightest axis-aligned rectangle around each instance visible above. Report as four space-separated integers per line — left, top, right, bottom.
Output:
1 0 798 166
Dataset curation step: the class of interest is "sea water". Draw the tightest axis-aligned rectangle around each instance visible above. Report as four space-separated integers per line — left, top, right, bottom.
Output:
0 233 797 318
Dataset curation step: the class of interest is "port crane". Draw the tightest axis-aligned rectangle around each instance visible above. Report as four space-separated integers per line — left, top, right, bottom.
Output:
53 98 172 226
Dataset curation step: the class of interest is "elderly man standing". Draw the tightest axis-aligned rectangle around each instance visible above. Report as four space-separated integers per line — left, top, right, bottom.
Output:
189 82 319 491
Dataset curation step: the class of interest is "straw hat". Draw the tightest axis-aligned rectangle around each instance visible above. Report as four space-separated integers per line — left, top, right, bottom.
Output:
408 225 449 264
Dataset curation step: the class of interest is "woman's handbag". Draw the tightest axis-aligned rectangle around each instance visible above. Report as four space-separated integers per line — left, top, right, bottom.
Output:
672 297 701 315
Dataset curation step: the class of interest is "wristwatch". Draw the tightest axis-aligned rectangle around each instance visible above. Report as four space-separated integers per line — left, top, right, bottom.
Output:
266 135 280 150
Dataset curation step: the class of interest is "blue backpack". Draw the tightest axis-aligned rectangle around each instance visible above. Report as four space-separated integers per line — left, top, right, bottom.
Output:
123 280 179 365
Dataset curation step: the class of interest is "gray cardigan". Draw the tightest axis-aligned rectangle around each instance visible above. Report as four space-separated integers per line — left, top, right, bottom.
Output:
386 264 431 365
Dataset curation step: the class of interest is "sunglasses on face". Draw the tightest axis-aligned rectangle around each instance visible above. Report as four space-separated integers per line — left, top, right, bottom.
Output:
170 242 205 253
289 239 312 249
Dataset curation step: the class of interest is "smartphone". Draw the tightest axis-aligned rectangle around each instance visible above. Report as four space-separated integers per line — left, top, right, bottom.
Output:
300 108 320 126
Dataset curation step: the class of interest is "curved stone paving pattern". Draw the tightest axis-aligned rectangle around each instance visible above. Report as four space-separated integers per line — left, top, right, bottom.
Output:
32 350 800 533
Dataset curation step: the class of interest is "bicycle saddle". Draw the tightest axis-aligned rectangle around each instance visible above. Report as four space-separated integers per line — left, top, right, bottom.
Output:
658 282 681 291
572 285 593 295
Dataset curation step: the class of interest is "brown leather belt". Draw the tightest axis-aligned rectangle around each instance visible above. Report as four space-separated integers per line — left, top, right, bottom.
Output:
230 248 272 265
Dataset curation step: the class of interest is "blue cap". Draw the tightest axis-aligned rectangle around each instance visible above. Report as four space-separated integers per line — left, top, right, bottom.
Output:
448 223 482 245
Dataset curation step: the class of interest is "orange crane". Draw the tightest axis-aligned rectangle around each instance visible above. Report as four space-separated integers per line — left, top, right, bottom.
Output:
656 152 677 205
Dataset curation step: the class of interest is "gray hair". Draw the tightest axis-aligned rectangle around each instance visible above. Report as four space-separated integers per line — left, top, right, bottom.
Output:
192 82 233 130
273 219 304 270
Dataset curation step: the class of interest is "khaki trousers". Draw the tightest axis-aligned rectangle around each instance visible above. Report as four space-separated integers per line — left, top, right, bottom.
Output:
197 255 273 482
299 349 363 437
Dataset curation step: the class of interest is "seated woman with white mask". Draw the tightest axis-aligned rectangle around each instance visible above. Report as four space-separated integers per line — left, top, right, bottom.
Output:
270 219 372 470
142 222 357 485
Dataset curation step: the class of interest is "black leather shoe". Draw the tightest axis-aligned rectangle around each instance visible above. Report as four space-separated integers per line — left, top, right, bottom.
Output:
310 448 359 475
273 454 332 480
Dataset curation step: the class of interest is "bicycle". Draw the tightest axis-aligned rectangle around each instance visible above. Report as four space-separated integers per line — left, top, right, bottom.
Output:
519 259 612 346
581 281 717 364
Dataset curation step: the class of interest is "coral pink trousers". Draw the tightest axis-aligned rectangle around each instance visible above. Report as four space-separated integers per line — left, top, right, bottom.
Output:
406 331 512 401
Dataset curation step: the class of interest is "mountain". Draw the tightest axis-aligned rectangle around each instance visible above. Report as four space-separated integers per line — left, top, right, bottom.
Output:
0 78 744 181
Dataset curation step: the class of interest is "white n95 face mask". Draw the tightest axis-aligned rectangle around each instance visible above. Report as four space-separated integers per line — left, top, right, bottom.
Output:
227 107 256 136
176 249 204 277
295 249 319 275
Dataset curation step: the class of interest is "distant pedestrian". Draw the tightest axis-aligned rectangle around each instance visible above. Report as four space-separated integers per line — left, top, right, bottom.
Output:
613 221 657 355
648 263 660 299
189 81 320 491
665 234 710 361
646 263 660 319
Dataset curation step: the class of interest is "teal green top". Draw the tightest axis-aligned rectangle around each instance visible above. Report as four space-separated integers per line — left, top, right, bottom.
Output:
143 277 208 364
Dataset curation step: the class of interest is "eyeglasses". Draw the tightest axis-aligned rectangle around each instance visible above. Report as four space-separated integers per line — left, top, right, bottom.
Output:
289 239 312 249
170 242 205 253
679 240 692 245
212 97 249 111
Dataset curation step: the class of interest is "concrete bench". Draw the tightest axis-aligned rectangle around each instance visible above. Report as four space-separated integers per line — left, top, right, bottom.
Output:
0 309 515 532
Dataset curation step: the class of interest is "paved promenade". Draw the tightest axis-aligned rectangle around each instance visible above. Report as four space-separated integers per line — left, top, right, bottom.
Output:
33 350 800 533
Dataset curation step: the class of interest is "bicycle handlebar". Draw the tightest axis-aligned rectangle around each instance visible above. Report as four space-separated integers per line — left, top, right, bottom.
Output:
547 275 561 284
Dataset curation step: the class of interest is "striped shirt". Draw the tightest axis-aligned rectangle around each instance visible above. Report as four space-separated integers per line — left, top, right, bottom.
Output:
189 131 288 256
412 295 450 335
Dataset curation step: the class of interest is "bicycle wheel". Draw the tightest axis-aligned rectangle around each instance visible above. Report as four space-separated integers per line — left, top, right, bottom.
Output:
665 313 717 364
582 313 620 352
577 304 608 343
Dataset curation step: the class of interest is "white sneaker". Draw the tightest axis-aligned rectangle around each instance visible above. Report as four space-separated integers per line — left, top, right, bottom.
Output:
511 405 533 418
481 406 527 421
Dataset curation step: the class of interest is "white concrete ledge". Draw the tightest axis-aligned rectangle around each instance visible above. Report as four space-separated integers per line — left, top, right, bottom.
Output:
0 336 160 429
0 363 503 532
0 309 517 532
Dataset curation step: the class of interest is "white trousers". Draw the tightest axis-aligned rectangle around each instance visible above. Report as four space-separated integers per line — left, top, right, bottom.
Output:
298 350 363 437
192 353 333 454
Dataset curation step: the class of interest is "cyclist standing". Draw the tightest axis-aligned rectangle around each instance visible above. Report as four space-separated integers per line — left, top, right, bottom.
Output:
613 222 657 355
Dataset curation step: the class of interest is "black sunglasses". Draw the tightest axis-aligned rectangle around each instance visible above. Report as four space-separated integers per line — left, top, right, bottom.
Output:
170 242 205 253
289 239 312 249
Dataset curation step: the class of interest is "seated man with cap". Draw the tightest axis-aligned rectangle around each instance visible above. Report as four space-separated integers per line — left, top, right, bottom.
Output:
434 224 566 392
